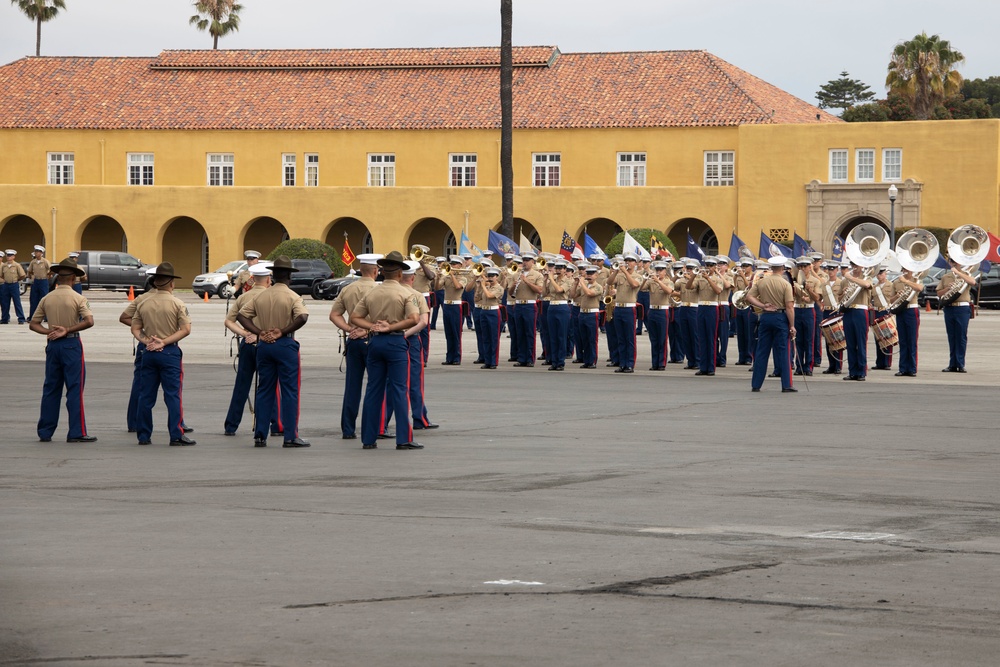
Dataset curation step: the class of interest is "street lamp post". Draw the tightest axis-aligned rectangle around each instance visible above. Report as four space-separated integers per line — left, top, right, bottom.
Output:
888 184 898 250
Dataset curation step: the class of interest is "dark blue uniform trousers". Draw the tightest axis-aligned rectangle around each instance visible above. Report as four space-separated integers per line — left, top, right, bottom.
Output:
668 309 685 362
538 301 550 359
430 289 444 328
408 334 430 426
136 344 185 442
442 303 463 363
362 334 411 446
613 306 637 370
813 303 823 365
646 307 668 368
29 278 49 319
473 305 485 361
752 312 793 390
480 307 501 367
127 342 146 432
696 304 718 373
636 290 650 334
507 304 519 360
0 282 25 323
224 339 281 435
896 306 919 375
794 306 816 373
843 307 869 378
943 304 970 370
569 304 580 360
735 307 752 363
546 303 570 367
38 337 89 440
716 303 730 366
254 338 301 442
677 305 698 367
605 309 619 365
515 303 538 364
578 311 599 366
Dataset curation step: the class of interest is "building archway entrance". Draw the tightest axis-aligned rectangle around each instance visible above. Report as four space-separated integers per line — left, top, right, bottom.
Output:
667 218 716 257
81 215 127 253
325 218 373 257
408 218 455 259
0 215 45 256
243 217 288 258
578 218 623 251
163 217 208 281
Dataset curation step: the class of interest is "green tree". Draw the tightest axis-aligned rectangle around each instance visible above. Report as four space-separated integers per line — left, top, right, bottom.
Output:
189 0 243 50
886 32 965 120
10 0 66 57
961 76 1000 117
266 238 346 277
841 92 916 122
815 71 875 114
603 229 678 259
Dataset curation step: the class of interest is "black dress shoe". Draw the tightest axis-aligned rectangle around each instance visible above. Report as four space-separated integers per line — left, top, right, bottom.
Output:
606 362 619 367
396 442 424 450
283 438 311 448
270 430 283 437
684 365 697 370
769 372 781 377
413 422 439 430
182 426 195 433
751 387 760 392
582 364 596 369
955 367 967 373
782 387 798 393
482 365 497 369
803 371 812 376
224 431 236 436
378 432 395 440
342 433 357 439
67 435 98 443
127 428 137 433
822 368 840 375
169 435 197 446
138 440 152 446
362 443 377 449
513 362 532 367
694 371 714 376
572 359 584 364
541 361 552 366
254 438 267 447
508 357 517 362
794 370 803 376
441 361 459 366
895 371 916 377
472 358 485 364
942 367 957 372
39 437 52 442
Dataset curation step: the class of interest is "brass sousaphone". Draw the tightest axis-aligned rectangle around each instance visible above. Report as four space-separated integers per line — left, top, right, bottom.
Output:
839 223 890 310
939 225 989 307
888 229 940 313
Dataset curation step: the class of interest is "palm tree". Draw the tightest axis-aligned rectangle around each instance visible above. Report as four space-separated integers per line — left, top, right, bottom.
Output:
10 0 67 57
189 0 243 50
499 0 514 240
886 32 965 120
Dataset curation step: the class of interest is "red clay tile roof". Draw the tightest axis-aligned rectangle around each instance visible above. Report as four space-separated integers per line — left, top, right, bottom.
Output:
0 48 841 131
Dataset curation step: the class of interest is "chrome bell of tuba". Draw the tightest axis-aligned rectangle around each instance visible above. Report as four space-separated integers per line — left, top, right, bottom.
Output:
939 224 989 306
887 228 941 312
838 223 890 309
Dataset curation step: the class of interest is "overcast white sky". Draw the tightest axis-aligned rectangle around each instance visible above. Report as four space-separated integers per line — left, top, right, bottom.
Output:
0 1 996 106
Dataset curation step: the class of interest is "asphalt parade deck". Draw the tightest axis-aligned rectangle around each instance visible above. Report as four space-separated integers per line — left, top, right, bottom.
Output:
1 293 998 666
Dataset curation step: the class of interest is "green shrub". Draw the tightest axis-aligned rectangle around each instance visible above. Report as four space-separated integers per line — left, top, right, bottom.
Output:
267 238 347 277
604 229 679 258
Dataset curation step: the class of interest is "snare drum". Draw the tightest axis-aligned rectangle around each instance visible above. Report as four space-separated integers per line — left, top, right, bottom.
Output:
872 314 899 352
820 315 847 352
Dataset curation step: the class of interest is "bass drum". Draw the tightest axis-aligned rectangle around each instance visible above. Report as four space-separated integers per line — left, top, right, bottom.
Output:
820 315 847 352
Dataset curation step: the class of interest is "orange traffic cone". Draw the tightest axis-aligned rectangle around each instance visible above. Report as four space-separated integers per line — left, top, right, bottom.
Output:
127 286 135 301
925 301 931 312
203 292 210 303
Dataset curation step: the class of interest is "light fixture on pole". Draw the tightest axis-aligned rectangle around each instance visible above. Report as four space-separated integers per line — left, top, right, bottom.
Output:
888 184 898 249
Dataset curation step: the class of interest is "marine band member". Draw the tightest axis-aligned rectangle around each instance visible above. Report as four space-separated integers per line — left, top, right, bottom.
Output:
746 256 796 393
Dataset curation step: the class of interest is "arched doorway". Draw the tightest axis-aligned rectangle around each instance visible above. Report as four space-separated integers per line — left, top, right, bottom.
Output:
81 215 127 252
496 218 541 252
162 216 208 281
667 218 716 257
836 215 888 241
577 218 623 251
408 218 455 259
0 215 45 256
243 217 288 258
324 217 373 255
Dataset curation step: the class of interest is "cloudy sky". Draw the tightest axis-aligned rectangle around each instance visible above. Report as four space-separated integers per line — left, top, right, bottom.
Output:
0 0 995 106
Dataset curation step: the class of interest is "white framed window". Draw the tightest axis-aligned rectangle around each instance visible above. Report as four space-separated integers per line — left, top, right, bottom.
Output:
443 231 457 257
856 149 875 182
704 151 734 186
882 148 902 182
533 153 560 186
829 149 848 183
450 153 477 187
127 153 154 186
368 153 395 187
361 232 374 254
47 152 74 185
305 153 319 187
282 153 296 187
207 153 234 186
618 152 646 186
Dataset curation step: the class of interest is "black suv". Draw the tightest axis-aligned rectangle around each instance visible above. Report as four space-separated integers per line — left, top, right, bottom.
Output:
288 259 335 296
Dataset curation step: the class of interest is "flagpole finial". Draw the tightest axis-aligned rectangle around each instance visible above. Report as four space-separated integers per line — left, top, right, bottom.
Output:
343 231 348 238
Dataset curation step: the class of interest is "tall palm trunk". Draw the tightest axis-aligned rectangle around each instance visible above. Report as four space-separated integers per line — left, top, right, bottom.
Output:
35 16 42 56
499 0 513 240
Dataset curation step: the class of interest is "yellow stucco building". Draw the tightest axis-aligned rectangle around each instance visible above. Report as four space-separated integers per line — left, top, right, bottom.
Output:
0 46 997 282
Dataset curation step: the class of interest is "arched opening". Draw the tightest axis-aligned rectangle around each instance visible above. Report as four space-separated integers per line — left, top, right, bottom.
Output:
577 218 623 251
324 217 373 255
408 218 455 259
492 218 541 252
836 215 888 241
162 216 209 282
243 217 288 258
81 215 127 253
666 218 716 258
0 215 45 256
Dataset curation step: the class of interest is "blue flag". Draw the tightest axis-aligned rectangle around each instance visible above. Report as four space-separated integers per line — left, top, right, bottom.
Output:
831 234 845 262
759 232 792 259
793 233 815 258
933 253 950 270
459 230 483 261
727 232 755 263
687 233 706 263
583 232 610 266
488 230 519 257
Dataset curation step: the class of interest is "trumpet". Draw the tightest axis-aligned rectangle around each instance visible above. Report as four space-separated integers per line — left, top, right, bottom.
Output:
470 263 485 277
507 261 521 274
439 263 452 276
537 257 548 270
410 244 431 262
611 261 622 271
